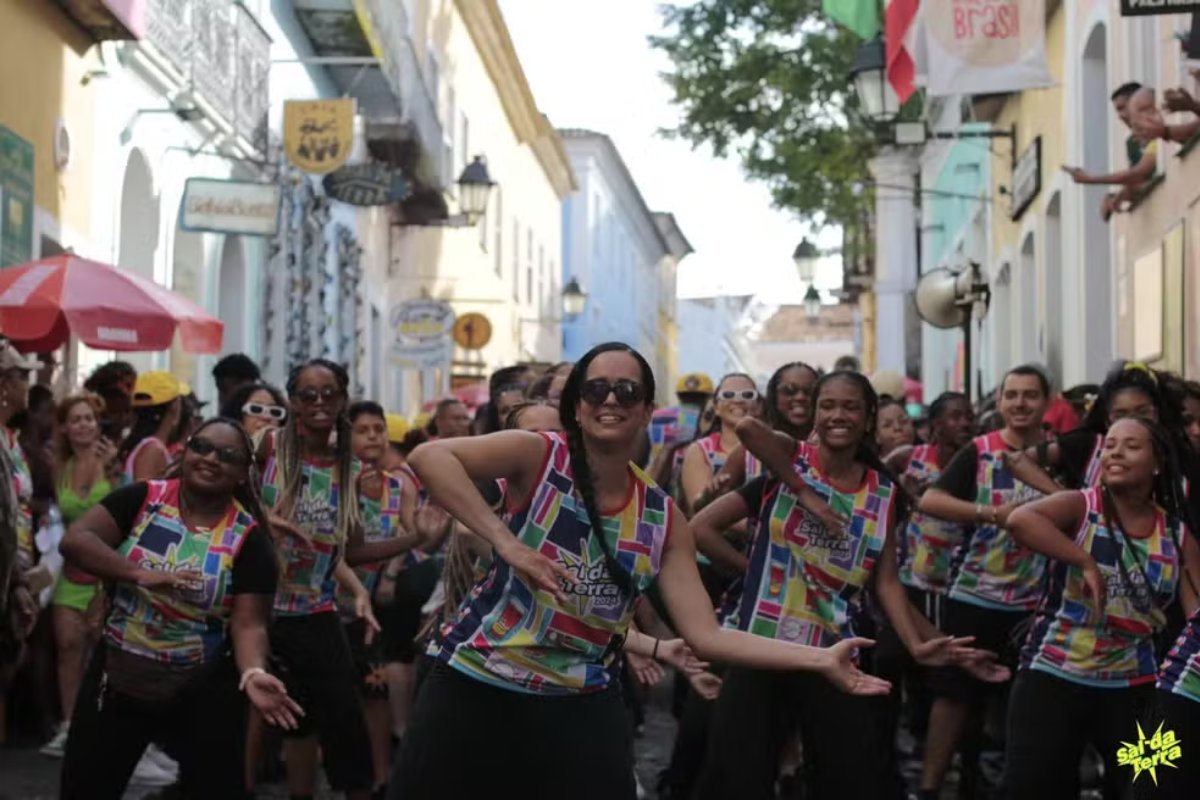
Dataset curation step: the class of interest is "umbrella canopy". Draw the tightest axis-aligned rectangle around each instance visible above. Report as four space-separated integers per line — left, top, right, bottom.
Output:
0 255 223 354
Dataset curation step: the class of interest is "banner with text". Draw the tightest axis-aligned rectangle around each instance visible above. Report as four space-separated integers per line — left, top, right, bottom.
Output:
921 0 1054 98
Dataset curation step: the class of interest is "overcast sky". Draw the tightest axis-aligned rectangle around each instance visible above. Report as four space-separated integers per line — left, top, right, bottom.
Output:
498 0 843 302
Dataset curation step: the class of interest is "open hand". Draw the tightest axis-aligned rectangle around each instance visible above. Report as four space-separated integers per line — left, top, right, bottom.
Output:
657 639 710 676
628 651 665 686
245 672 304 730
959 652 1013 684
137 568 204 595
800 491 849 536
913 635 983 668
821 638 892 696
687 671 723 701
498 539 575 604
355 592 382 645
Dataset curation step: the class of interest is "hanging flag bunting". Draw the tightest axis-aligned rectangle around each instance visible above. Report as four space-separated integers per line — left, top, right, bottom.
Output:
822 0 880 39
886 0 921 103
283 99 355 174
920 0 1053 98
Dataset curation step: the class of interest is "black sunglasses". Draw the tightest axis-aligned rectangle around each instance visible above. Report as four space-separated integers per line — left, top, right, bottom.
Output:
777 383 809 398
187 436 250 466
294 386 342 404
581 378 646 409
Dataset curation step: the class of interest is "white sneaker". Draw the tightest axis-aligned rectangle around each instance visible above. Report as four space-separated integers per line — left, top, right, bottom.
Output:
39 722 69 757
635 773 647 800
130 748 177 786
143 744 179 778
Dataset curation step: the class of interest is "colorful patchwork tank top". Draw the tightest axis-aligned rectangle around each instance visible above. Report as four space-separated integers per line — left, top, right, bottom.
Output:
260 431 351 616
725 441 896 647
948 432 1047 610
431 432 672 695
2 427 33 560
1080 434 1104 488
337 473 406 615
899 444 964 593
105 480 257 665
1158 607 1200 704
695 432 763 479
1021 488 1180 687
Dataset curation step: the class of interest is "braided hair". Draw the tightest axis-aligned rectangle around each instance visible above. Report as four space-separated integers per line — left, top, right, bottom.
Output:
167 417 273 539
1080 362 1179 435
274 359 362 547
928 391 968 426
558 343 657 597
1097 417 1200 606
810 370 911 521
765 361 818 437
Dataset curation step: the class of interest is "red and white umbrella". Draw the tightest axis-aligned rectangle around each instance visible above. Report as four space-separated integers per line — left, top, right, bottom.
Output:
0 255 223 353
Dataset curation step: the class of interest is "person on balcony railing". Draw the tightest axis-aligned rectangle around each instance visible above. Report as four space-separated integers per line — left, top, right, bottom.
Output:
1065 83 1159 222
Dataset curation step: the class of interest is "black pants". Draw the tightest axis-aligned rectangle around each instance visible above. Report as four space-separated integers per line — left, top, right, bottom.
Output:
270 612 373 792
390 662 636 799
698 667 896 800
1143 690 1200 800
1004 669 1154 800
659 666 724 799
60 646 248 800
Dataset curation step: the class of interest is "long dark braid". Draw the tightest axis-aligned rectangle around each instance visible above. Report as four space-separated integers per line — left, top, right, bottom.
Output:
275 359 361 546
558 343 658 598
168 417 273 538
810 370 912 521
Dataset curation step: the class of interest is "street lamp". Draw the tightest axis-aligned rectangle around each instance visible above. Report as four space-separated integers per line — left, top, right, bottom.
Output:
792 237 820 284
562 277 587 318
457 155 495 224
803 284 822 320
850 35 900 124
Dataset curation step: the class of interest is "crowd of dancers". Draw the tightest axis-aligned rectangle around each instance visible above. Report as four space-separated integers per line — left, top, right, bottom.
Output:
1 338 1198 800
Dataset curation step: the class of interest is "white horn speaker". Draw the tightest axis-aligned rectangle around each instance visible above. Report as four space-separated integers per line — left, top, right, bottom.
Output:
914 264 989 330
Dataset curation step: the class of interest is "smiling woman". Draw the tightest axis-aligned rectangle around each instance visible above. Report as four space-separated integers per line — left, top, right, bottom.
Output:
57 418 298 799
390 343 889 800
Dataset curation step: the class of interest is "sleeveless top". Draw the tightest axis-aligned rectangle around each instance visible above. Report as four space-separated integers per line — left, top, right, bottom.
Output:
430 432 673 695
948 431 1047 611
259 430 354 616
59 463 112 585
899 444 965 593
1159 607 1200 704
725 441 897 647
3 427 33 560
337 472 405 615
123 437 168 485
1021 488 1180 687
1081 434 1104 488
694 431 763 480
105 480 258 665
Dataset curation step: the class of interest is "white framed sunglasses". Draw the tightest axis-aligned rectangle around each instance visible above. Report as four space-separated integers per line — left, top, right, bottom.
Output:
717 389 759 402
243 402 287 422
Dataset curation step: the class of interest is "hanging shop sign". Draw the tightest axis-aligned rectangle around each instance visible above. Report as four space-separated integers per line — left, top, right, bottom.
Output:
389 299 455 369
452 312 492 350
55 0 146 41
179 178 281 236
922 0 1054 97
1010 136 1041 221
0 126 34 268
1120 0 1200 16
323 163 409 206
283 99 355 174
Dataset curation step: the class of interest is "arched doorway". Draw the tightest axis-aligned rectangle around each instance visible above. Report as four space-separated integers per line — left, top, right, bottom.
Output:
1044 192 1063 385
217 235 246 355
1081 24 1113 381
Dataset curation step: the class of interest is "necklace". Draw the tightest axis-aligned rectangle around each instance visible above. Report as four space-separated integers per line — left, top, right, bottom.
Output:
179 488 225 533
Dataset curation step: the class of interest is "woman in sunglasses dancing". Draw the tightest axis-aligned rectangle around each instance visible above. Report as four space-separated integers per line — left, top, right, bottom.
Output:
389 343 889 800
58 418 300 799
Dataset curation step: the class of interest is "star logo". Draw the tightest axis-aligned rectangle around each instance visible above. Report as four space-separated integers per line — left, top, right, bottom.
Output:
1116 721 1183 785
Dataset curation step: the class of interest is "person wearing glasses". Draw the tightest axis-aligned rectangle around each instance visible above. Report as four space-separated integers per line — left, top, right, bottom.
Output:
679 373 762 515
221 382 289 440
57 418 301 799
258 359 424 800
389 343 889 800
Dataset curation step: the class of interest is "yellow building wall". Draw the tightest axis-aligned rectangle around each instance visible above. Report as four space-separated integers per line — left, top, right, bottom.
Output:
0 0 97 247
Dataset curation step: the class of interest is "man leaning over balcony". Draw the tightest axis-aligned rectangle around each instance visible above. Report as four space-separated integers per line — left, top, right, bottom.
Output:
1065 84 1159 223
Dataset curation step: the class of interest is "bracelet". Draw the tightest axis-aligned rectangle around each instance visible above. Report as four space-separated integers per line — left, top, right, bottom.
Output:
652 638 661 661
239 667 268 692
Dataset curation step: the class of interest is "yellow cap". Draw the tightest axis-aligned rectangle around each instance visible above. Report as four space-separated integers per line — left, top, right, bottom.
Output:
386 413 409 443
411 411 431 432
676 373 714 395
132 371 182 407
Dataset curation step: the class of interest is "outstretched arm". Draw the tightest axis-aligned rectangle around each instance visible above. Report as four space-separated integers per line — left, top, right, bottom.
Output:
656 511 890 695
735 418 846 532
1008 492 1102 618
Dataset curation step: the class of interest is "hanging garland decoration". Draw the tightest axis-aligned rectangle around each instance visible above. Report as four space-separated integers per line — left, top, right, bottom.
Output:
334 224 364 396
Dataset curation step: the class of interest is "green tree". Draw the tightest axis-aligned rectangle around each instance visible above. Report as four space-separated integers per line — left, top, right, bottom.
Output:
651 0 877 230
